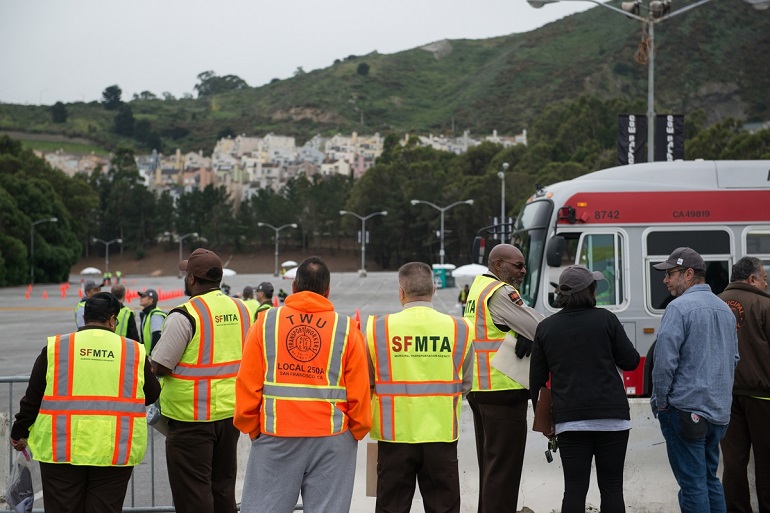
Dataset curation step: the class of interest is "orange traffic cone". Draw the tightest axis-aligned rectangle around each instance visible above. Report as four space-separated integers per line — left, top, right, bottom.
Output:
42 290 48 299
273 295 279 307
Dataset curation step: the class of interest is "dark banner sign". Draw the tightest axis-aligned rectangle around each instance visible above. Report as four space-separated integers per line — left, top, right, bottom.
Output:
655 114 685 162
617 114 647 165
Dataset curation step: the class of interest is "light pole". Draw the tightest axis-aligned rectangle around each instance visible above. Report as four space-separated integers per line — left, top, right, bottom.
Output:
91 237 122 275
527 0 768 162
410 199 474 265
498 162 509 241
178 232 199 277
339 210 388 276
258 223 298 277
29 217 58 284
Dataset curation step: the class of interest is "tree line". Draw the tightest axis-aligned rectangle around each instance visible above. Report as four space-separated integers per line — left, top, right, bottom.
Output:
2 96 769 286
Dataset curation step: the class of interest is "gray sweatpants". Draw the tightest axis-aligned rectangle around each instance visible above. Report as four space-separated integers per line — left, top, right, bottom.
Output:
240 431 358 513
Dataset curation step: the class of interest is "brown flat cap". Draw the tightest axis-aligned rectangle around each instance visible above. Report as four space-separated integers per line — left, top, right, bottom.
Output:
179 248 223 281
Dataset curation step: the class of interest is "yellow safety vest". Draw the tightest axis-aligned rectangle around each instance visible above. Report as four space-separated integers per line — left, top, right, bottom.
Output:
141 307 167 355
115 305 133 338
367 307 472 442
464 275 523 392
242 299 259 322
28 329 147 466
160 291 250 422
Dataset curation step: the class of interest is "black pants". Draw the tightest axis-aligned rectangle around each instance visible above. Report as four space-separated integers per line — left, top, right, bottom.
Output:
165 417 240 513
558 429 630 513
721 395 770 513
376 440 460 513
39 462 133 513
467 389 529 513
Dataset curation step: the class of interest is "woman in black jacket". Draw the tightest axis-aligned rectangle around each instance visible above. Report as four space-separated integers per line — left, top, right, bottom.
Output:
530 265 640 513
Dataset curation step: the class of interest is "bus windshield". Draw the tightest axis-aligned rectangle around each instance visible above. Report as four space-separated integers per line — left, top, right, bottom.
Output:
512 200 553 307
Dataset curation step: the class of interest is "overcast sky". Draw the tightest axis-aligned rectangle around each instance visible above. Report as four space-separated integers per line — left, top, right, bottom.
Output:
0 0 592 105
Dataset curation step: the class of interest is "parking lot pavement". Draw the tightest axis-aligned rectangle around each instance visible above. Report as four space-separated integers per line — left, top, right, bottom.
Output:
2 271 458 377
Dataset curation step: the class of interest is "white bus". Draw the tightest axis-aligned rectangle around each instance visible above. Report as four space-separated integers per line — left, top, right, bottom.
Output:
474 160 770 396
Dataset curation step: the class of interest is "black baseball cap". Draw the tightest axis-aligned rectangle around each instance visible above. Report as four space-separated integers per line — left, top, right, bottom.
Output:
653 247 706 271
138 289 158 301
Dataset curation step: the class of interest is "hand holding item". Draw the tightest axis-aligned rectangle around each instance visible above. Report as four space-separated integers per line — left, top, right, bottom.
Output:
10 437 27 451
515 336 533 359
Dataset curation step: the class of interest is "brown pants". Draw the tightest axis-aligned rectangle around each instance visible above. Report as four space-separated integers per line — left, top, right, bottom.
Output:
39 462 133 513
467 389 529 513
376 440 460 513
165 417 240 513
721 395 770 513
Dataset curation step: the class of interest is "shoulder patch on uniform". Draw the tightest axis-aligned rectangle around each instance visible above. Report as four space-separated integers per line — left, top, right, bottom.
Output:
507 290 524 306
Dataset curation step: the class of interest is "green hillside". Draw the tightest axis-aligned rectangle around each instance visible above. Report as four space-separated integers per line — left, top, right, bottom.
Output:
1 0 767 153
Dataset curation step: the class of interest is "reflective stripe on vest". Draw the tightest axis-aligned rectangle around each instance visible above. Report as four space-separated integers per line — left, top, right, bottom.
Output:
115 306 132 338
141 308 167 352
163 292 249 421
34 332 145 466
261 307 348 434
370 313 471 441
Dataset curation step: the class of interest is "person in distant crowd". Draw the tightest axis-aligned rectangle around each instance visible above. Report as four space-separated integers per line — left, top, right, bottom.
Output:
254 282 274 318
75 280 102 328
530 265 640 513
115 270 122 284
151 249 251 513
651 247 739 513
366 262 474 513
138 289 167 356
277 288 288 303
111 284 140 342
458 283 470 316
464 243 544 513
718 256 770 513
241 286 259 321
10 292 160 513
235 256 371 513
103 271 112 287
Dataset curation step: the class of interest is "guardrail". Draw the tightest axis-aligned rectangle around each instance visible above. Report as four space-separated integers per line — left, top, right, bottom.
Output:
2 376 303 512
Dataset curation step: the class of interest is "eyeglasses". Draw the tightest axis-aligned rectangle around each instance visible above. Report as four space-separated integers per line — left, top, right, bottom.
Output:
112 315 120 326
500 260 526 270
665 268 686 279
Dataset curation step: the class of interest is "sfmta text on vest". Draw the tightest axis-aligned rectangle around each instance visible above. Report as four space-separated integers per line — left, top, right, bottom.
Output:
391 335 452 353
79 348 115 358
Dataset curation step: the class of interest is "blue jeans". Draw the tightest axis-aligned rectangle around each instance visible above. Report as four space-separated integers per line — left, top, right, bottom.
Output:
658 407 729 513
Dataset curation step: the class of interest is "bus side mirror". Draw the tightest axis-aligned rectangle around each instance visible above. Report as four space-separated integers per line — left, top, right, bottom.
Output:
472 236 485 264
546 236 565 267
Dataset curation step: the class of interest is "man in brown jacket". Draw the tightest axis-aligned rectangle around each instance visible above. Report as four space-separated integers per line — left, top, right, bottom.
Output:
719 256 770 513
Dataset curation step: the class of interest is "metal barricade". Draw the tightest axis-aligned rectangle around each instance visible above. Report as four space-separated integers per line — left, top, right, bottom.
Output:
3 375 304 512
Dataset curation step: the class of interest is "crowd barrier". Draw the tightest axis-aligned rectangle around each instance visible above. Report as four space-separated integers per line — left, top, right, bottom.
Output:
2 375 758 512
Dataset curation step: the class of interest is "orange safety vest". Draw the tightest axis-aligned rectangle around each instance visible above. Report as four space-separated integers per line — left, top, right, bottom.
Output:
258 306 353 437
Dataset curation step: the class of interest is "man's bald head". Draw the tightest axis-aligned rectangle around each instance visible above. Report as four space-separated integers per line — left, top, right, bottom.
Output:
488 244 526 288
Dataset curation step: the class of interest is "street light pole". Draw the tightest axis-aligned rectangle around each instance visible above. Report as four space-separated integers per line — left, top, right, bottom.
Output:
92 237 122 275
526 0 767 162
257 223 298 277
410 199 474 265
339 210 388 276
178 232 199 277
497 162 509 241
29 217 58 284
